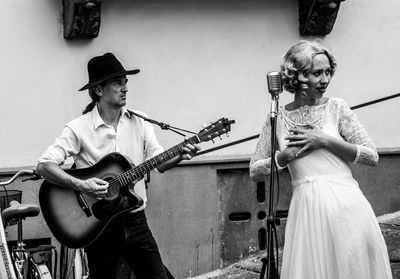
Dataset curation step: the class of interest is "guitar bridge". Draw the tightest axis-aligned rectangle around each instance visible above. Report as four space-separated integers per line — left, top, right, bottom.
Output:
75 191 92 217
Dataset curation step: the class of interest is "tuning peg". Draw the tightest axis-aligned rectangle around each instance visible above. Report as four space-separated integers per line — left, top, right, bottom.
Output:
226 132 230 137
203 123 208 128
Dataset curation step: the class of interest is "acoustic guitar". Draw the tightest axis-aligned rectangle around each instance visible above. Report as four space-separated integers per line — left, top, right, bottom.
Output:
39 118 234 248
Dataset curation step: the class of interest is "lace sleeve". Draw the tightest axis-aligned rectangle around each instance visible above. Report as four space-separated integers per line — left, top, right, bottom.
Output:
337 99 378 166
249 116 285 181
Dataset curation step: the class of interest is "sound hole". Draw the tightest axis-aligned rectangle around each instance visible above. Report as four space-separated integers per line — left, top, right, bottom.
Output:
103 175 119 197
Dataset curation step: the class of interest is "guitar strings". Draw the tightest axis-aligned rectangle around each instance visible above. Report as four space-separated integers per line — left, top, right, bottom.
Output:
84 139 193 203
106 143 187 193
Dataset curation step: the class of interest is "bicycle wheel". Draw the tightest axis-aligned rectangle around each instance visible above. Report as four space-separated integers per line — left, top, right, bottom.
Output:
28 260 52 279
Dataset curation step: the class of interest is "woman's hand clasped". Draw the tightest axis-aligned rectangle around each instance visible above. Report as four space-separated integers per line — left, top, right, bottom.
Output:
284 123 327 159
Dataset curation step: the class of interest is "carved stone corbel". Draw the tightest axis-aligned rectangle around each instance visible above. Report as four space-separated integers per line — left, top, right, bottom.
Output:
62 0 102 39
299 0 346 36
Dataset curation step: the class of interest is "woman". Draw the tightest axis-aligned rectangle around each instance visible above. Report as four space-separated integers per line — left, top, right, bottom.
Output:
250 40 392 279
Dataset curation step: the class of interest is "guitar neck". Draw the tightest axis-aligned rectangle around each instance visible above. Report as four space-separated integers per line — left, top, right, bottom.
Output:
119 135 200 185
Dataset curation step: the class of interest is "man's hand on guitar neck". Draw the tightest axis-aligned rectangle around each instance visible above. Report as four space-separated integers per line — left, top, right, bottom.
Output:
157 143 200 173
180 143 200 161
78 177 109 200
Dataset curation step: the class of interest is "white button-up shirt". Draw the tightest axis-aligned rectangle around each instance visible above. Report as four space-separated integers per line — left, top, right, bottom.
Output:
38 105 164 210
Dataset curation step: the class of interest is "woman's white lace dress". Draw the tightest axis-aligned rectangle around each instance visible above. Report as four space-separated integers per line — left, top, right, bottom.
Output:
250 98 392 279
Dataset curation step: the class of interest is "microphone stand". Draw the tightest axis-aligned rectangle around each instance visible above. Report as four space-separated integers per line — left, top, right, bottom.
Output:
128 110 196 189
128 110 196 137
259 93 280 279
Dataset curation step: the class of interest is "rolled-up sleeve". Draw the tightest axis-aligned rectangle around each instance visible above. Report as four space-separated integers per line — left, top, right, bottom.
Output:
38 126 81 166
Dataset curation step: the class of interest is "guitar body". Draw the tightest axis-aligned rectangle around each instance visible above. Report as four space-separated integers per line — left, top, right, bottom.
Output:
39 153 144 248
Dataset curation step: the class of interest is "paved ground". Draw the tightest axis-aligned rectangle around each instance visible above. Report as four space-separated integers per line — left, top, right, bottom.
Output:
191 211 400 279
190 255 263 279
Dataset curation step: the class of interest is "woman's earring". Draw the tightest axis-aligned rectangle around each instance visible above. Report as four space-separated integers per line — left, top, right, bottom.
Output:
299 84 308 96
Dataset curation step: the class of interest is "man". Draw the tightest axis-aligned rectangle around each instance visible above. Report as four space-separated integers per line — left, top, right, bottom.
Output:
36 52 198 279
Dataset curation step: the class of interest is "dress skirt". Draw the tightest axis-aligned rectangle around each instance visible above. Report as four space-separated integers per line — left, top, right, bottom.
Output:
280 174 393 279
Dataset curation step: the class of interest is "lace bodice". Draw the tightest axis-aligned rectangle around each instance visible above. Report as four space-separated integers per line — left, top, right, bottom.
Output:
249 98 378 182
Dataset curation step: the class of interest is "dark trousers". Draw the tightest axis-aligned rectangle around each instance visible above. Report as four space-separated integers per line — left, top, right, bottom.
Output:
85 210 171 279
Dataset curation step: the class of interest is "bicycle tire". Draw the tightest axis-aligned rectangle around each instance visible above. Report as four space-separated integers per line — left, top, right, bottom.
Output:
29 261 52 279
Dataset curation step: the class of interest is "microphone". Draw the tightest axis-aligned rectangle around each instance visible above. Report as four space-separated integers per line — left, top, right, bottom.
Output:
266 71 283 118
267 71 283 96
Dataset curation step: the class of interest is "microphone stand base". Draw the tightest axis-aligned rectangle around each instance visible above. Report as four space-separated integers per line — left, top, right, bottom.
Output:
259 256 280 279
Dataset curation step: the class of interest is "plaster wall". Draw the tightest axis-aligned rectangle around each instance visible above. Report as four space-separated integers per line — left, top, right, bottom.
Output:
1 0 400 278
0 0 399 169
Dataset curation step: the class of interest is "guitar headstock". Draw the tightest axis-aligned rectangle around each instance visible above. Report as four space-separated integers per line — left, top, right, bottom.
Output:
197 118 235 143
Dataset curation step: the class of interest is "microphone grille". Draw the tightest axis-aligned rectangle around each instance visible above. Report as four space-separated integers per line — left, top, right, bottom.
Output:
267 71 283 95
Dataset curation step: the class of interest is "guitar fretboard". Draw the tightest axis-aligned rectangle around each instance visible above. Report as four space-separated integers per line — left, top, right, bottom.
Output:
115 136 199 187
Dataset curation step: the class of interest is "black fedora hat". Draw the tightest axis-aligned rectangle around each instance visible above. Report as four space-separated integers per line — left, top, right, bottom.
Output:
79 52 140 91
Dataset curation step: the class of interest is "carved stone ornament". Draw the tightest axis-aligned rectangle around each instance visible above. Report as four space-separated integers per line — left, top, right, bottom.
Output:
299 0 346 36
62 0 102 39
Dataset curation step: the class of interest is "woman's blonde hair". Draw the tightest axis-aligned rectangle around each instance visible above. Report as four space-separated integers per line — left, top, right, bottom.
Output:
280 40 337 94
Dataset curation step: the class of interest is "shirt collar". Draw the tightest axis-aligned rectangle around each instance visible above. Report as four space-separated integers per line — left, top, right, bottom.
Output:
121 106 132 119
92 105 131 130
